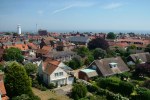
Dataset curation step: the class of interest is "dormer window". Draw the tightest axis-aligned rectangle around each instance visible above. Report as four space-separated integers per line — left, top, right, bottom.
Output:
92 65 97 70
109 63 118 68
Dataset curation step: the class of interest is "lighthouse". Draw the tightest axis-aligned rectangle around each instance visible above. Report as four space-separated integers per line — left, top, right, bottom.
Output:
17 24 21 35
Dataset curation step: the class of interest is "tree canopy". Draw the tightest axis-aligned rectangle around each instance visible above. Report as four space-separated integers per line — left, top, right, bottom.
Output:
3 47 24 63
145 44 150 53
88 38 109 50
93 48 107 59
76 46 90 58
72 83 87 100
106 32 116 39
4 61 32 98
68 56 83 69
24 63 37 76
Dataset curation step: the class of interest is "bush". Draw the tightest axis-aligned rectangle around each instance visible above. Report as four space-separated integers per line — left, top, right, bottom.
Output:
134 87 150 100
142 80 150 89
97 78 120 93
12 94 41 100
96 78 134 96
48 83 56 89
72 83 87 100
119 81 134 96
96 88 129 100
86 85 99 93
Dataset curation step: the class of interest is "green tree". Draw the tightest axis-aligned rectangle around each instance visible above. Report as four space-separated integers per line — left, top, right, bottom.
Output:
93 48 106 59
12 94 40 100
3 47 24 63
119 81 134 96
0 64 4 71
13 32 19 37
76 47 90 58
69 56 83 69
88 38 109 50
24 63 37 76
84 55 94 66
4 61 32 98
4 32 11 35
72 83 87 100
107 32 116 39
145 44 150 53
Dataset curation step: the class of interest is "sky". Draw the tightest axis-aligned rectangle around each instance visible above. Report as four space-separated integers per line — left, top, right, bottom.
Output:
0 0 150 33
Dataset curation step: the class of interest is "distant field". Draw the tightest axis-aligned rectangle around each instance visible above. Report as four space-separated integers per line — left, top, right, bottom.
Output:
32 87 71 100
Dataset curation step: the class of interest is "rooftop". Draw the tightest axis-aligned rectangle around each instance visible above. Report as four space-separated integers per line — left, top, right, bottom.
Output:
81 68 96 73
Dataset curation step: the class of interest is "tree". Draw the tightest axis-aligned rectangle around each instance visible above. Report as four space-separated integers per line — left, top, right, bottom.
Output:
12 94 40 100
69 56 83 69
119 81 134 96
72 83 87 100
3 47 24 63
76 47 90 58
0 64 4 71
24 63 37 76
107 32 116 39
134 63 150 77
88 38 109 50
4 61 32 98
13 32 19 37
84 55 94 66
4 32 11 35
93 48 106 59
145 44 150 53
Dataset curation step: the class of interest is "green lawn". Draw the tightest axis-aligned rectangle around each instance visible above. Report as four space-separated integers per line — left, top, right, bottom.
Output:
32 87 71 100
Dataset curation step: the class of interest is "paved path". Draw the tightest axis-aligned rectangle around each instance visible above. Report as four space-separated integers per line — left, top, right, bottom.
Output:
53 85 72 95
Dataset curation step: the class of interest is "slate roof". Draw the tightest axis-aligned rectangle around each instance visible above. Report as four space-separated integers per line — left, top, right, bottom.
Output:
44 51 76 59
68 36 90 43
129 52 150 63
93 57 129 76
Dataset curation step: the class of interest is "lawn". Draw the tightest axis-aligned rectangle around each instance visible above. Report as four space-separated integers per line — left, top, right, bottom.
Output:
32 87 71 100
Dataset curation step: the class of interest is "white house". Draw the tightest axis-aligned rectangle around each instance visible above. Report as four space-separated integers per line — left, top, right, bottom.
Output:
42 59 74 87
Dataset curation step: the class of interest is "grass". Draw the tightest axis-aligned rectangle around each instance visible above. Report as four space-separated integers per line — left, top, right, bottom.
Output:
32 87 71 100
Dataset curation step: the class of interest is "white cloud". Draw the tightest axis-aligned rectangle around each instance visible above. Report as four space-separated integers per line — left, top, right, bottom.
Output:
52 2 95 14
103 3 123 9
52 5 73 14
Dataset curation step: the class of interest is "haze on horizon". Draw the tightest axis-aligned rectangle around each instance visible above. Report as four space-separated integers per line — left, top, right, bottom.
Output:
0 0 150 33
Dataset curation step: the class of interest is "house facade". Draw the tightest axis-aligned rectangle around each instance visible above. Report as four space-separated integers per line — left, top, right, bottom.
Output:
42 60 74 87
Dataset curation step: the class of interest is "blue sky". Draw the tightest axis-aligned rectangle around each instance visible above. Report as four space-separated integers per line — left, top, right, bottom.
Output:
0 0 150 32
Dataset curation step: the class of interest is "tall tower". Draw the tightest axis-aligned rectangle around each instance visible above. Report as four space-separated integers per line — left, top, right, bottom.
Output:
17 24 21 34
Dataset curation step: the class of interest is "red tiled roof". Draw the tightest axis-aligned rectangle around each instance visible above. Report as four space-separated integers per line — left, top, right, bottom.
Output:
0 80 6 95
27 43 38 49
6 44 29 51
44 60 61 75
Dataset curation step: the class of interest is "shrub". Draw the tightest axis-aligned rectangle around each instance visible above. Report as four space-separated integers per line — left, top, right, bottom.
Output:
119 81 134 96
48 83 56 89
97 78 120 93
86 85 99 93
142 80 150 89
72 83 87 100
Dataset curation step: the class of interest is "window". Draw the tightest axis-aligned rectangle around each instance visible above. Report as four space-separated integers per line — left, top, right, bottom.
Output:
55 72 63 77
109 63 118 68
55 73 58 77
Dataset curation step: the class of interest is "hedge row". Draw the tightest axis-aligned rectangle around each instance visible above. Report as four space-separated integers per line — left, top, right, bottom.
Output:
87 85 129 100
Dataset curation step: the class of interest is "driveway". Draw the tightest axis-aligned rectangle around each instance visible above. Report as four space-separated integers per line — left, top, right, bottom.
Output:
53 84 72 95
